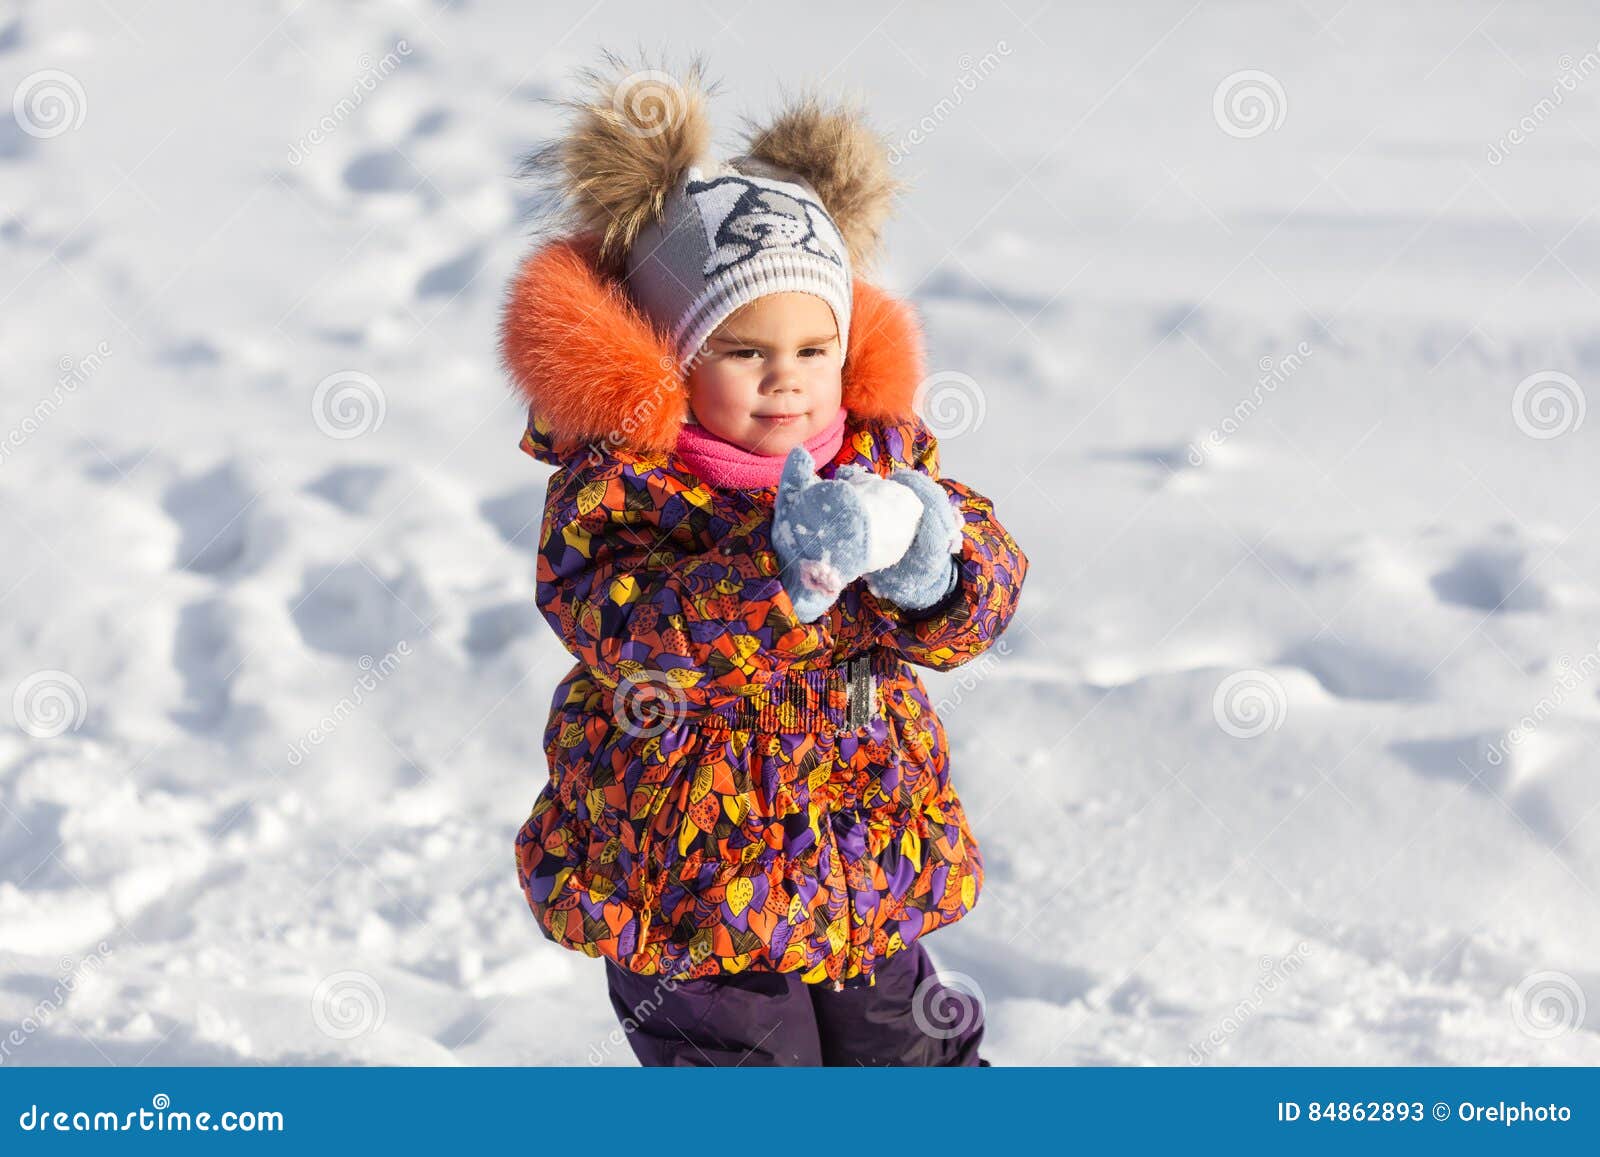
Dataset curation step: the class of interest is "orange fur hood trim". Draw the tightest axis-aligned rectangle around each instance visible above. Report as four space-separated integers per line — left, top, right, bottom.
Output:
499 233 925 460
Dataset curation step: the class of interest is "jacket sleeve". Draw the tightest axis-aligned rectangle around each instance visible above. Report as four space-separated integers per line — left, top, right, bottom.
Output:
535 447 835 704
862 418 1029 671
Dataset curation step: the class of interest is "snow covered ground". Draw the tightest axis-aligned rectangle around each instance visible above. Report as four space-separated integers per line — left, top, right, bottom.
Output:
3 0 1600 1065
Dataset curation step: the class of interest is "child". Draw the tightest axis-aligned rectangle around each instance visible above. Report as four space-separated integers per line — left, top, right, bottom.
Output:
501 55 1029 1066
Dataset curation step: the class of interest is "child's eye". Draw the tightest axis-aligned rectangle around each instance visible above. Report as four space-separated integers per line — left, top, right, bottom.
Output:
730 348 761 359
800 347 827 357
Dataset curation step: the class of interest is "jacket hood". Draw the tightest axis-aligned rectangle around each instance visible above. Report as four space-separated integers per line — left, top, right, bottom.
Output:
499 232 926 466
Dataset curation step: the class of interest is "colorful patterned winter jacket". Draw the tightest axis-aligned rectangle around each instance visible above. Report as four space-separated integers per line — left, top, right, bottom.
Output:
502 234 1030 989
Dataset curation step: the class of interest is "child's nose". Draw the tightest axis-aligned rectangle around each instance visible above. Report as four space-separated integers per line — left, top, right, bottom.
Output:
763 365 805 392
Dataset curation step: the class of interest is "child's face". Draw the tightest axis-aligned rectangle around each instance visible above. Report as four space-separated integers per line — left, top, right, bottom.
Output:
685 292 844 457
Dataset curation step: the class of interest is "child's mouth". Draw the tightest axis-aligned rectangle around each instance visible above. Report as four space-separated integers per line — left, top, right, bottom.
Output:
754 412 807 426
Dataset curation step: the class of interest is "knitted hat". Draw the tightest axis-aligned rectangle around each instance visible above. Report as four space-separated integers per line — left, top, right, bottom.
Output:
521 53 902 371
626 158 854 369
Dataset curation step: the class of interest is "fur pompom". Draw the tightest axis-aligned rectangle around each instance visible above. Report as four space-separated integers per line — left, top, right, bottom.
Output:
736 93 904 270
517 51 717 273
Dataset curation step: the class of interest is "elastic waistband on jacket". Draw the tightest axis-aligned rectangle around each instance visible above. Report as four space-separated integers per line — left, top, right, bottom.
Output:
694 649 901 734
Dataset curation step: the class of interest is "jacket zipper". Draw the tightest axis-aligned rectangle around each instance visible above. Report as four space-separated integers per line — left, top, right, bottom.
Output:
828 656 877 991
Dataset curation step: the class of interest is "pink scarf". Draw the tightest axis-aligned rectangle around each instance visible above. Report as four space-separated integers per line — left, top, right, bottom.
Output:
674 405 849 489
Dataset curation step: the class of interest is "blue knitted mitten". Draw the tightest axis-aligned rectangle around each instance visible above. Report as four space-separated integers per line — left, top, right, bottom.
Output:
863 468 963 612
772 446 872 623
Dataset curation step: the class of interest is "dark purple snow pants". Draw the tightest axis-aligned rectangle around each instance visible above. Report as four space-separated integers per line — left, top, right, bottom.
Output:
603 939 990 1066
